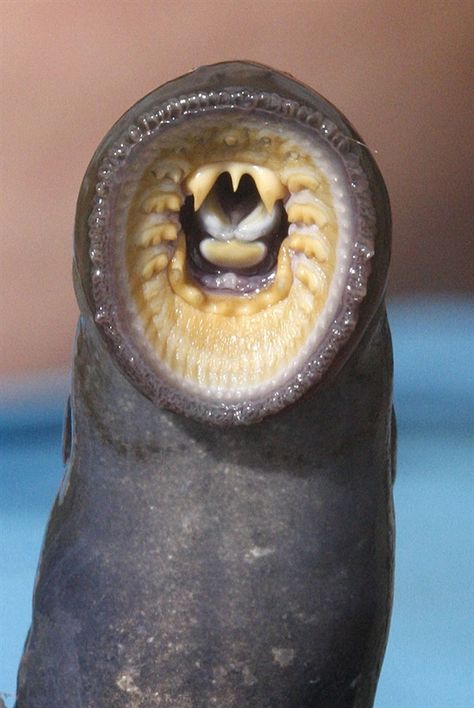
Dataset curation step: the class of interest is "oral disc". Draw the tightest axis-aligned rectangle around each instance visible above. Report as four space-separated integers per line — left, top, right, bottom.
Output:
121 115 349 402
88 83 377 424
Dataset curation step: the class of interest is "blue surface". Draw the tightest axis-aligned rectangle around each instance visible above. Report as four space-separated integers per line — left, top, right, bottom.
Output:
1 298 473 707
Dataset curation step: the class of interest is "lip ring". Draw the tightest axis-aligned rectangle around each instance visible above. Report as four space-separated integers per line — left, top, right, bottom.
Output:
87 88 377 425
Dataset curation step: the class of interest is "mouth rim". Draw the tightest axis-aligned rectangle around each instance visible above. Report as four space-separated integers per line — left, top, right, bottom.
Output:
85 84 378 425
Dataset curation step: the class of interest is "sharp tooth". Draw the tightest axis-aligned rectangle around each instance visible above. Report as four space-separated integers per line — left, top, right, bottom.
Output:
135 212 179 229
152 157 190 183
228 164 245 192
137 223 178 247
281 167 320 194
286 204 327 227
186 162 286 214
287 173 320 193
185 166 221 210
295 262 326 295
141 190 183 214
287 225 330 262
286 191 333 228
137 247 170 280
133 213 179 246
251 166 286 213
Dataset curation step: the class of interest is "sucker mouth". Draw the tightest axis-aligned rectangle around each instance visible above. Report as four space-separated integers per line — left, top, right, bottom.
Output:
127 117 337 311
124 114 345 394
86 73 379 423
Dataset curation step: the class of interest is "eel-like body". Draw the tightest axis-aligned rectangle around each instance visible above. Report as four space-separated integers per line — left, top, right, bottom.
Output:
16 62 394 707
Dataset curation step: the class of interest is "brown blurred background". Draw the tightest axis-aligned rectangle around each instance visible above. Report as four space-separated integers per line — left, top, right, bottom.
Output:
1 0 473 376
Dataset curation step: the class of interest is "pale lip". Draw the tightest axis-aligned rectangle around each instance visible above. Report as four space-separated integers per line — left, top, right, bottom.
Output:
84 70 380 423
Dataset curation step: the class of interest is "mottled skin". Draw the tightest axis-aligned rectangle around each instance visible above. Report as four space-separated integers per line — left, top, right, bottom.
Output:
16 63 394 707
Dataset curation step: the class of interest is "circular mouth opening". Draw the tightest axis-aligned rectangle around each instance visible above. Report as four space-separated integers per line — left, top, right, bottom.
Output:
121 112 353 399
86 85 378 424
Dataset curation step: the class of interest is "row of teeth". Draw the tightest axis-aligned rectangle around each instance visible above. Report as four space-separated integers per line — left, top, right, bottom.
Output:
170 234 295 314
137 237 326 318
131 161 333 308
133 212 181 248
186 162 286 213
137 266 326 392
287 223 330 261
140 180 184 214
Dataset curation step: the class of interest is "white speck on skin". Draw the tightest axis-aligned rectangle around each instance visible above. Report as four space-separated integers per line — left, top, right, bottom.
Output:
244 546 275 561
272 647 295 667
116 671 140 694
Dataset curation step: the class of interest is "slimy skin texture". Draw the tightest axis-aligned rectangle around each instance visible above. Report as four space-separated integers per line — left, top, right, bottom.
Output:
16 62 394 707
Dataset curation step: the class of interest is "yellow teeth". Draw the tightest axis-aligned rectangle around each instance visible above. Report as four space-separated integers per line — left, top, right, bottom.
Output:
185 162 287 213
136 247 170 280
141 183 184 213
200 238 267 269
295 261 326 295
170 279 205 307
287 225 330 262
285 191 333 228
282 169 321 194
151 158 190 183
163 234 293 316
136 222 179 247
287 174 320 193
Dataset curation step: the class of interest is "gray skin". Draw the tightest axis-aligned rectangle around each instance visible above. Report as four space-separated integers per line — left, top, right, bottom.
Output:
16 63 394 707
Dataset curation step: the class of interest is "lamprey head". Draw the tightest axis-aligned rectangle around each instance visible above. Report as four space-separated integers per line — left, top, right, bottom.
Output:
75 61 391 424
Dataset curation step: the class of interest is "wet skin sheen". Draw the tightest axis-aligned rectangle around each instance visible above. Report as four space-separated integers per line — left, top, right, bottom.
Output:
16 61 394 708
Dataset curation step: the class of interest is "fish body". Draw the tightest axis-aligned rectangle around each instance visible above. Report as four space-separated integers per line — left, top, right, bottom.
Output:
16 62 394 707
